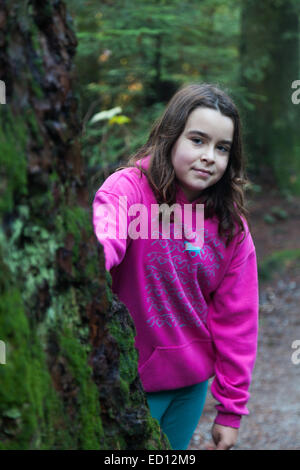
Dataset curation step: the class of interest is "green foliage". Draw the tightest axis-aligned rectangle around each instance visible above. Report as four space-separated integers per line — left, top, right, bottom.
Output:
67 0 300 194
263 206 288 224
269 206 288 220
258 249 300 281
69 0 243 173
263 214 276 224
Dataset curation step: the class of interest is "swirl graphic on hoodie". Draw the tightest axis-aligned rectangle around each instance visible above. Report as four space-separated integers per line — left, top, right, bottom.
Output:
144 227 225 329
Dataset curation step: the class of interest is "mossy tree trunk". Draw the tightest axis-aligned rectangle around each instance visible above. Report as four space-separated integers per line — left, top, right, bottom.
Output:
240 0 300 193
0 0 169 450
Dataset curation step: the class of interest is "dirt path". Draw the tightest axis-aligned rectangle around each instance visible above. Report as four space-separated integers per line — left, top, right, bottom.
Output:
188 187 300 450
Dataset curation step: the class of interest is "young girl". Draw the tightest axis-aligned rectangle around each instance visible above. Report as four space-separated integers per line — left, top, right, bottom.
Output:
92 83 259 450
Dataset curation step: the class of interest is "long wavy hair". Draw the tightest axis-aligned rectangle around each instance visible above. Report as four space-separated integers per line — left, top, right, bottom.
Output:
117 83 252 246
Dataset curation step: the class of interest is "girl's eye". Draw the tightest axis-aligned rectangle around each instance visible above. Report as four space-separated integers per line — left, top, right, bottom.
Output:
191 138 203 145
217 145 230 153
190 138 230 153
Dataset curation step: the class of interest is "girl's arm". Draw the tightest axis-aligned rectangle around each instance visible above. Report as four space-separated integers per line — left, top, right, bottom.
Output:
208 233 259 429
92 170 142 271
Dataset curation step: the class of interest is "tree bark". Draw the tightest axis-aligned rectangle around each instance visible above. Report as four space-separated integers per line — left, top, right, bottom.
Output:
0 0 169 450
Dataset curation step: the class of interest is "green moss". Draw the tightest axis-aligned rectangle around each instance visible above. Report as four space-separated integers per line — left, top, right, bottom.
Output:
145 415 171 450
62 287 81 327
0 274 105 449
119 377 130 396
106 434 127 450
85 258 99 279
55 205 91 264
0 245 105 449
48 288 91 356
0 112 28 214
109 317 138 386
59 327 104 449
107 305 170 450
26 109 44 145
0 286 69 449
105 270 113 303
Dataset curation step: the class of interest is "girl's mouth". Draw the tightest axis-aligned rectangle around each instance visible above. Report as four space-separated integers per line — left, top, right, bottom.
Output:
192 168 212 178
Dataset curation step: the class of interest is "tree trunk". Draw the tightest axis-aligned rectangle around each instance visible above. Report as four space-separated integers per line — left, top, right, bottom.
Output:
0 0 169 450
240 0 300 193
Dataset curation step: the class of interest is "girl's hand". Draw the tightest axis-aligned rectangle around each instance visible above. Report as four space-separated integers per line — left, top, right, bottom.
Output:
206 423 239 450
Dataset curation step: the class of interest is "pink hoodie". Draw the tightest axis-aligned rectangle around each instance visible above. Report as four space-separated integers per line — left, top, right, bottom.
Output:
92 155 259 428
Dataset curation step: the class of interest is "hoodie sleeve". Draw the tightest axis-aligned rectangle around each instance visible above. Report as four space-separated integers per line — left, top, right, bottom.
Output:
208 228 259 429
92 169 142 271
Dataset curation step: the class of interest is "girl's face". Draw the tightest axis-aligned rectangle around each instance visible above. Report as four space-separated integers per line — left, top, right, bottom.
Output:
171 107 234 202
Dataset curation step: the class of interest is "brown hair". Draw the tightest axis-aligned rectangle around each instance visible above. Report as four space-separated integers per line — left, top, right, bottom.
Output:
117 82 252 246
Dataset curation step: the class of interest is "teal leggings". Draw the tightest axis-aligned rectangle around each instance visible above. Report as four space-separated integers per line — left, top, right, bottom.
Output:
146 380 208 450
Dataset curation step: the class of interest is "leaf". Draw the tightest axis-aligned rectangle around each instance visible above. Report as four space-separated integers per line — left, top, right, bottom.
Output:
89 107 122 124
108 115 131 125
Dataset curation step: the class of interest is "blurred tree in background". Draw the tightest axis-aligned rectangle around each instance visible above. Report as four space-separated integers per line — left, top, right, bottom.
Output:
240 0 300 193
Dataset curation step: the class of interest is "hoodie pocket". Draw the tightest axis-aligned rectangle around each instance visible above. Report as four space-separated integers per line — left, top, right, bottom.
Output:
138 339 215 392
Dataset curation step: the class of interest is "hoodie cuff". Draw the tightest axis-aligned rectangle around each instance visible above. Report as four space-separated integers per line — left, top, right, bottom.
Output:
214 411 242 429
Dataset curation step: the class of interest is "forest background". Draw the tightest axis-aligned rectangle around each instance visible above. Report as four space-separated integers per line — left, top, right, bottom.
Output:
71 0 300 199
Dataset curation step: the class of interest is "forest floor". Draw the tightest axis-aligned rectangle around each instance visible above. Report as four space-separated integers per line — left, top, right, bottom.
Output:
188 183 300 450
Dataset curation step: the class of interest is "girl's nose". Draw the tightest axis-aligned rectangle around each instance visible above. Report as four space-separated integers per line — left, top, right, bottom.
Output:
200 145 215 162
